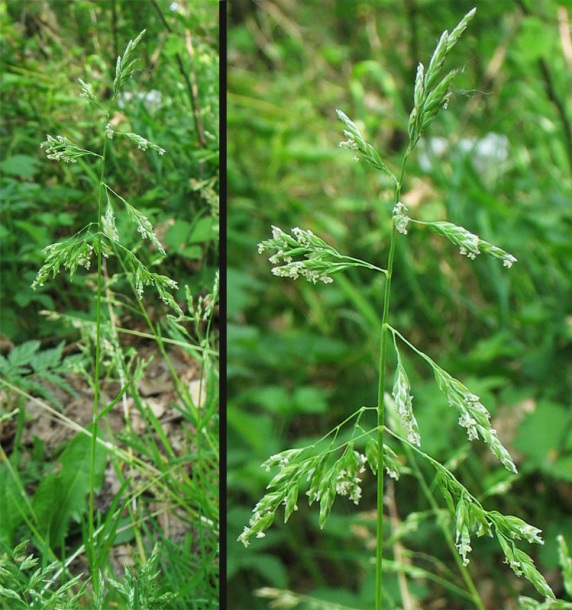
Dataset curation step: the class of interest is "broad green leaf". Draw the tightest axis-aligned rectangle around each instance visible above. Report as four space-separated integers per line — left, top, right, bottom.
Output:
515 401 572 482
188 216 216 244
30 341 64 372
0 464 27 548
0 155 42 178
32 430 106 547
163 33 185 57
8 341 40 368
228 541 287 587
558 535 572 597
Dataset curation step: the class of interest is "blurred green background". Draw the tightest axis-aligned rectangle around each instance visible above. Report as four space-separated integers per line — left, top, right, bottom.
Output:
227 1 572 608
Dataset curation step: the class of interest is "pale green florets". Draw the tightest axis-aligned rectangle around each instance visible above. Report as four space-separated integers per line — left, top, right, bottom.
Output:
259 225 385 284
393 202 410 235
40 135 100 163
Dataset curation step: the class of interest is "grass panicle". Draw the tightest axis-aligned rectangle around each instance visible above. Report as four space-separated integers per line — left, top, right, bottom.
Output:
244 8 562 608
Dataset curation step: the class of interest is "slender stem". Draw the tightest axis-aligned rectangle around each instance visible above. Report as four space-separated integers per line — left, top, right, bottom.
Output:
376 155 409 609
375 226 396 610
88 123 110 598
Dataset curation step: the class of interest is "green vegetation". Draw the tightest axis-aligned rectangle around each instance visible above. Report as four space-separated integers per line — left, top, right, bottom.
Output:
228 2 572 609
0 1 218 608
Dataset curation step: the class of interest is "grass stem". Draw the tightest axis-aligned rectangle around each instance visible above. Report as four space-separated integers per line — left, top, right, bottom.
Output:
375 151 411 609
88 130 110 598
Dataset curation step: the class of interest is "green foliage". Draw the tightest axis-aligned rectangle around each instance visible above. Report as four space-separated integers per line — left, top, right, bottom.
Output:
0 541 86 610
105 545 178 610
0 340 77 409
0 540 184 610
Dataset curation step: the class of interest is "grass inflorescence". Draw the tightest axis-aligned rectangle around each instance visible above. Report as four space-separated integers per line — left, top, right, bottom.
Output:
241 8 566 609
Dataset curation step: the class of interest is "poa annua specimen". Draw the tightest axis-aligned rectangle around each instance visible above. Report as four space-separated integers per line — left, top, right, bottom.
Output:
242 9 560 608
32 31 180 602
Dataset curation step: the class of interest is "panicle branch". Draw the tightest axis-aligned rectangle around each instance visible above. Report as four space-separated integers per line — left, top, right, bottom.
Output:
258 225 385 284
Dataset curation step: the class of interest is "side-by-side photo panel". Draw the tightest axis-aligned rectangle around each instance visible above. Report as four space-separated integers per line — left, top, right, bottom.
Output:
227 1 572 608
0 1 219 608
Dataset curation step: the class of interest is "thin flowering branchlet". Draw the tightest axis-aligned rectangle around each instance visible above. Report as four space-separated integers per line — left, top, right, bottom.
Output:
388 323 519 476
309 444 369 529
494 513 545 546
237 398 408 549
455 497 473 566
238 449 317 547
363 432 403 481
182 270 220 324
393 202 518 267
103 184 167 256
258 225 385 284
104 124 166 155
453 495 492 566
78 78 107 114
238 492 283 547
116 245 180 314
112 29 146 96
417 219 517 267
392 346 420 446
496 534 554 599
428 220 480 259
411 440 550 589
262 448 305 472
123 132 166 155
432 364 517 474
102 200 119 243
381 444 401 480
477 239 518 268
40 135 102 163
407 8 476 149
239 433 381 547
331 448 367 506
305 453 329 506
31 228 112 290
337 109 397 183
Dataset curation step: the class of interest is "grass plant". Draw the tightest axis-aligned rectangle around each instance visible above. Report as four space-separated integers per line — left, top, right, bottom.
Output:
0 27 218 609
239 9 568 609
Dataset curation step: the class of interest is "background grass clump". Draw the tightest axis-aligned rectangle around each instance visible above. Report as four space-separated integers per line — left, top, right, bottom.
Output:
227 1 572 608
1 1 219 608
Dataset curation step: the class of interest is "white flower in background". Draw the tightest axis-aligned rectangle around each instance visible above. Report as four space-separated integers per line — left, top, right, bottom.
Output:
117 89 163 111
418 133 509 177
